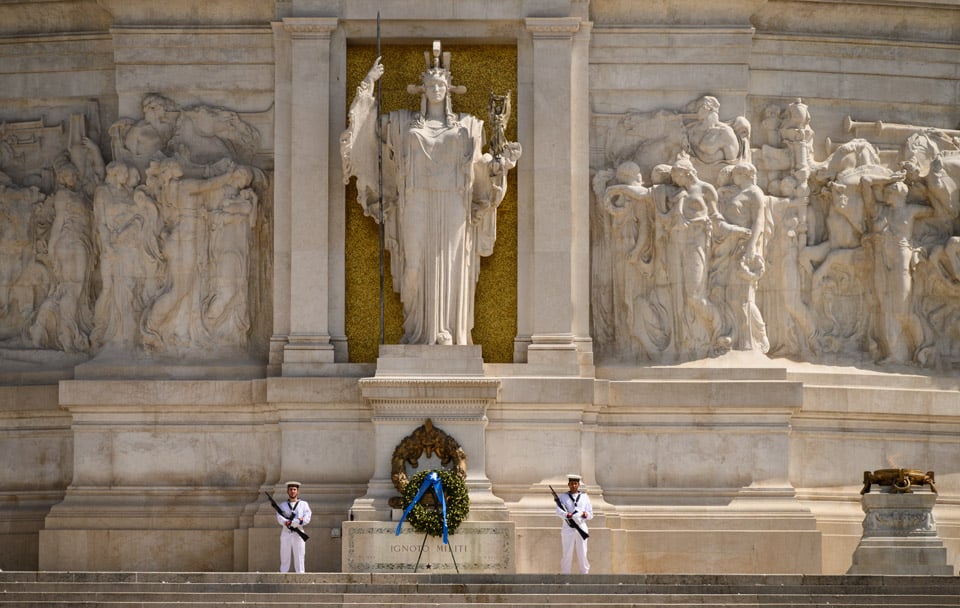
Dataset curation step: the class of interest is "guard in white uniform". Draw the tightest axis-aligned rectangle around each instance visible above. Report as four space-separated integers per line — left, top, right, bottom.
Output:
555 474 593 574
276 481 312 572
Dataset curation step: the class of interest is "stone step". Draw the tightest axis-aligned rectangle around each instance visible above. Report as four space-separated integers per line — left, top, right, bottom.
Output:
0 572 957 608
2 592 960 604
6 582 960 595
2 604 960 608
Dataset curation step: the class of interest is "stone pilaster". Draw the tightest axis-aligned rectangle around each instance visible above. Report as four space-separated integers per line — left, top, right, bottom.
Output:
522 17 593 375
279 17 340 375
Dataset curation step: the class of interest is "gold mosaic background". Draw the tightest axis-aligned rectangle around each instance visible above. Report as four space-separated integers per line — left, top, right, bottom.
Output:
345 44 519 363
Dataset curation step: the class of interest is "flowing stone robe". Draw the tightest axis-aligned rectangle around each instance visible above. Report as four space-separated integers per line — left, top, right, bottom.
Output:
343 82 509 346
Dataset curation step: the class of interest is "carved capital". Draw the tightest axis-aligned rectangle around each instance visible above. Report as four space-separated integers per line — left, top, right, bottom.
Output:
525 17 581 39
282 17 338 39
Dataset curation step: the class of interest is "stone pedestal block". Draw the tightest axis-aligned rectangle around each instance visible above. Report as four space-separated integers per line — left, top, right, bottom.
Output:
848 491 954 574
352 345 507 522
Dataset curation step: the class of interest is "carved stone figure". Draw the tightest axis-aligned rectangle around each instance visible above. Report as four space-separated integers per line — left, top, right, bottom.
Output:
0 171 45 339
0 96 266 361
683 96 751 166
109 93 179 171
907 155 960 245
90 162 162 354
916 236 960 364
860 174 934 365
340 43 522 346
715 162 771 352
592 96 960 368
109 93 262 179
141 159 256 355
28 159 95 352
67 114 106 199
203 166 257 349
776 99 814 200
660 155 729 359
594 162 667 359
759 196 818 358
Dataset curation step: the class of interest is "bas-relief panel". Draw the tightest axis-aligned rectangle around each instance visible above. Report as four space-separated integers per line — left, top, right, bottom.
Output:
0 95 273 371
592 97 960 368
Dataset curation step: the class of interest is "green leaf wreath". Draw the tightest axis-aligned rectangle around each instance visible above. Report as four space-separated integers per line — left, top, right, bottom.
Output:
401 468 470 537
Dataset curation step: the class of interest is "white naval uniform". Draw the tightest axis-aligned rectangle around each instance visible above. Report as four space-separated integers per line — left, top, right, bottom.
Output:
277 498 312 572
556 490 592 574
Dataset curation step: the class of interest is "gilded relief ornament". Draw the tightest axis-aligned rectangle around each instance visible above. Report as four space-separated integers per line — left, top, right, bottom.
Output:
389 418 467 509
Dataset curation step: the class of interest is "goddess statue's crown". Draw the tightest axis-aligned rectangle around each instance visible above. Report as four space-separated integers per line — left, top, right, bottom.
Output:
407 41 467 96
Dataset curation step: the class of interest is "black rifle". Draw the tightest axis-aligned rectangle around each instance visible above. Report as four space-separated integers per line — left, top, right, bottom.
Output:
265 492 309 541
549 485 589 540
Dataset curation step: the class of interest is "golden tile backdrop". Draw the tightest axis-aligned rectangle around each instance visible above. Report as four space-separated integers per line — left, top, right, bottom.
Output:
345 44 519 363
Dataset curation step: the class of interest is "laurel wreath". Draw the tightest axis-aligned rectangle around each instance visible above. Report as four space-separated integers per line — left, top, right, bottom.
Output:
401 468 470 538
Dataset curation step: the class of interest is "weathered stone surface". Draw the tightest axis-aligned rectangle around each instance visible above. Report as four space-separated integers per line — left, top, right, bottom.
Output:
0 0 957 576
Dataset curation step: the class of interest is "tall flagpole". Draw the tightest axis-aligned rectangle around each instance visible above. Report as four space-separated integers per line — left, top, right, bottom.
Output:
376 12 385 345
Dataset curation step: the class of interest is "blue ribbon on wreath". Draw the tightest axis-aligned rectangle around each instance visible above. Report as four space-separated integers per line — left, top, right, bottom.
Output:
395 470 450 544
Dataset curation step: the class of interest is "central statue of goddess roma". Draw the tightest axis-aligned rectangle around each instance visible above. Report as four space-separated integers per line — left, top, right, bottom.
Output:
340 42 522 346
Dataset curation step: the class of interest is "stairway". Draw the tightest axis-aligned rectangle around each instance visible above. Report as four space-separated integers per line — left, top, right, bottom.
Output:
1 571 958 607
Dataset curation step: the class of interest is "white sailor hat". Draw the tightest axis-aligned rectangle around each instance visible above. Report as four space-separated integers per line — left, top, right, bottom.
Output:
285 481 302 488
567 474 582 482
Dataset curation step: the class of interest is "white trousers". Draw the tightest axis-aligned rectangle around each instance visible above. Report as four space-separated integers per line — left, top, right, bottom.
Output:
280 529 306 572
560 526 590 574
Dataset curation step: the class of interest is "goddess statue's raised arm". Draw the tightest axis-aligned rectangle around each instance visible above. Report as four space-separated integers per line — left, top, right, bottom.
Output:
340 57 385 218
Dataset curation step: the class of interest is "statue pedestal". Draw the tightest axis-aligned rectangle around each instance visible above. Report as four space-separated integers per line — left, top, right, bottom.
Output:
350 345 508 521
341 521 516 573
847 491 954 574
373 344 486 377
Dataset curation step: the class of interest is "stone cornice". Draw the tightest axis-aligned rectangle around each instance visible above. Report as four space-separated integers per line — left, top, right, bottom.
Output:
359 376 501 411
359 377 501 389
359 377 500 403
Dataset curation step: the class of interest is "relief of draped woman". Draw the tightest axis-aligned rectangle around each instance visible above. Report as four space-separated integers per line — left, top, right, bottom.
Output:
714 162 771 352
141 159 251 354
203 167 257 349
91 161 162 353
658 155 726 359
28 160 94 352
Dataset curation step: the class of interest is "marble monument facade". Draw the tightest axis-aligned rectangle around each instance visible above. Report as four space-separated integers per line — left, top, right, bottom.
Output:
0 0 957 575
